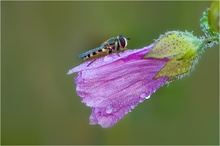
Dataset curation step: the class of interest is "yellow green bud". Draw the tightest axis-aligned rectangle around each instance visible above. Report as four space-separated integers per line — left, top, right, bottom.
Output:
145 31 204 81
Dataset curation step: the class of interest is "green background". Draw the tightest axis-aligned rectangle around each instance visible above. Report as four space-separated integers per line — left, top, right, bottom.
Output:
1 1 219 145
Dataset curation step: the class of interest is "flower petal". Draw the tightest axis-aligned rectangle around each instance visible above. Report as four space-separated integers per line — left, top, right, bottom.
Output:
73 46 169 128
68 44 154 74
69 28 218 128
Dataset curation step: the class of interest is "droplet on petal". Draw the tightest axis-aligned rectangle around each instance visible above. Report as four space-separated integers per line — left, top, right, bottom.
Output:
145 95 151 99
130 105 136 109
140 93 148 99
106 104 113 114
104 55 114 62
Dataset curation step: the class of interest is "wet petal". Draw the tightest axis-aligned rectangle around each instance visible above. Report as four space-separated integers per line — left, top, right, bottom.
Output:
68 29 215 128
72 46 169 128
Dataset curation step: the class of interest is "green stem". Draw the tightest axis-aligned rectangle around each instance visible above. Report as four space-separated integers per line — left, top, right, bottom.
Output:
203 36 220 44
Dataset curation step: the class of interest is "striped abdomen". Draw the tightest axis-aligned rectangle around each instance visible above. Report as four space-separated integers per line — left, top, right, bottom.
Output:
79 42 119 60
79 47 109 60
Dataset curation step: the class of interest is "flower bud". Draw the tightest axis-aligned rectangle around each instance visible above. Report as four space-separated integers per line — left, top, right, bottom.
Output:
145 31 204 80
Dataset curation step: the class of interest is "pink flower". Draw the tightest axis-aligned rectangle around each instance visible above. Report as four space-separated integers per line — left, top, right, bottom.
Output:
68 44 170 128
68 31 207 128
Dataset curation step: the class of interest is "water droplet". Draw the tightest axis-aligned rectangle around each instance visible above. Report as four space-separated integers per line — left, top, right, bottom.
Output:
140 93 151 99
140 93 147 98
104 55 113 62
106 105 113 114
145 95 151 99
130 105 136 109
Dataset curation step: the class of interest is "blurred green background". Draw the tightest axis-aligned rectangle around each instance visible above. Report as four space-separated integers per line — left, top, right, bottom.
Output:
1 1 219 145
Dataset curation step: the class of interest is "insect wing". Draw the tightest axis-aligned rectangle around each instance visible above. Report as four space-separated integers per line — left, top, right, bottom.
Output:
99 37 115 47
78 37 119 59
78 45 104 59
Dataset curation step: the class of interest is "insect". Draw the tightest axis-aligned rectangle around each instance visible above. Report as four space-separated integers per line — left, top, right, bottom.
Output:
79 35 130 66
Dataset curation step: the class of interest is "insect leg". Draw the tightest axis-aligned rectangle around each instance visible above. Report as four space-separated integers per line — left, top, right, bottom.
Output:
87 57 99 67
111 49 120 57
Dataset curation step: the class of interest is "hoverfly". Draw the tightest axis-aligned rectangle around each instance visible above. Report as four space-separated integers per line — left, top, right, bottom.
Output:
78 35 130 66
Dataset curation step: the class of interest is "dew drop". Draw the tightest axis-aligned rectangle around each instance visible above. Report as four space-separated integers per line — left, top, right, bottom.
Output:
140 93 151 99
104 55 113 62
145 95 151 99
140 93 147 98
106 104 113 114
130 105 136 109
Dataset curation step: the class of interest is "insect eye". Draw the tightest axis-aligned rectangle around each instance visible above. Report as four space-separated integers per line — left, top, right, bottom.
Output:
118 35 127 48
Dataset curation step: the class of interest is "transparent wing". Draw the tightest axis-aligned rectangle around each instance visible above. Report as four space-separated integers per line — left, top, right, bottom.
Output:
78 37 118 59
78 45 104 59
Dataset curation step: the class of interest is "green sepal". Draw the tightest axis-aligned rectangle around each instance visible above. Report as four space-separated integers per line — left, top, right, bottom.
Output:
145 31 204 81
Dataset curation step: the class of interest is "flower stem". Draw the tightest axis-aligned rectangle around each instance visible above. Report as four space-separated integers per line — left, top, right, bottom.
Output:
203 36 219 44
